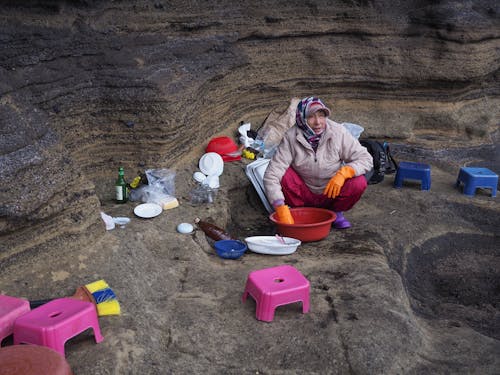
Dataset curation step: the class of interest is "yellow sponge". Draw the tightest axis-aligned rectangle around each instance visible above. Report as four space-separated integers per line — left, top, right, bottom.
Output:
85 279 109 293
161 196 179 210
96 299 121 316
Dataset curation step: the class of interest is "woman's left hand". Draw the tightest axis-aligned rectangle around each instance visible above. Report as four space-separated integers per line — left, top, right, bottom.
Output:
323 166 355 198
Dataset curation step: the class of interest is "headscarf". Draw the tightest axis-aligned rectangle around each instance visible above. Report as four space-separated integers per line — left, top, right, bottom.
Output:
296 97 331 151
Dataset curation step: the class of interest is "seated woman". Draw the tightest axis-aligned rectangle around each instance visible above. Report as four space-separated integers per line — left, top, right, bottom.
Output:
263 96 373 228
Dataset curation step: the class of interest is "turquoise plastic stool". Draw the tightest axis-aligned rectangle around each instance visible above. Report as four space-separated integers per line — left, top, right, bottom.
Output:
394 161 431 190
456 167 498 197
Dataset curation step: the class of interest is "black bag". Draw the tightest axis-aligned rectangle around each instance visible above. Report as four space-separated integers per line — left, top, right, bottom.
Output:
360 139 398 184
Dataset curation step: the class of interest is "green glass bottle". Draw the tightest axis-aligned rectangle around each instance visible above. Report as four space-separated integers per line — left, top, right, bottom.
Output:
115 167 128 203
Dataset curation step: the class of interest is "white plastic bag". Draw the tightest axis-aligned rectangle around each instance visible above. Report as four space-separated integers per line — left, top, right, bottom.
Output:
146 168 176 196
342 123 364 139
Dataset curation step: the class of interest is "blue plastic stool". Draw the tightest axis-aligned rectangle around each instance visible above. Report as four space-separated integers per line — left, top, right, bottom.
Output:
456 167 497 197
394 161 431 190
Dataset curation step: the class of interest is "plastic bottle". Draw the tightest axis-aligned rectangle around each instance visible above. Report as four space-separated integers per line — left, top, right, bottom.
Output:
194 218 234 241
252 135 265 152
129 176 142 189
115 167 128 203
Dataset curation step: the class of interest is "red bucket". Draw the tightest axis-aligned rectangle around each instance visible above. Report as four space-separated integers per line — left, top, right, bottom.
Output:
269 207 336 242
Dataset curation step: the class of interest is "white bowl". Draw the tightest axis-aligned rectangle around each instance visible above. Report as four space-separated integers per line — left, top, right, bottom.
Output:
202 175 220 189
244 236 301 255
193 171 207 183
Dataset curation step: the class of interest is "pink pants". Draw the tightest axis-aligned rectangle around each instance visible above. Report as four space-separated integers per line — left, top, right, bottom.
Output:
281 167 367 212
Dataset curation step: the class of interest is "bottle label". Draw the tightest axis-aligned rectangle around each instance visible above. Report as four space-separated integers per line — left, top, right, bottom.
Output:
116 186 123 201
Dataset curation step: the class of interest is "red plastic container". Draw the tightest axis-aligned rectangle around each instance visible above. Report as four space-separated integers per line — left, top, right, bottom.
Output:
206 136 241 162
269 207 336 242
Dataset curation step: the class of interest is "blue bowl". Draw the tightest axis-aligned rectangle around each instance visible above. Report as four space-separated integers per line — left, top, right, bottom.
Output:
214 240 247 259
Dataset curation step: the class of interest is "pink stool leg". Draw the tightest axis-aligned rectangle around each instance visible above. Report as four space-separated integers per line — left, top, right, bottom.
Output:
243 281 265 320
257 295 275 322
91 319 104 343
302 290 310 313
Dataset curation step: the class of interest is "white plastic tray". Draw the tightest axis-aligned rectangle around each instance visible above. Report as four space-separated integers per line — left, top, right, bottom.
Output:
245 236 301 255
245 158 273 213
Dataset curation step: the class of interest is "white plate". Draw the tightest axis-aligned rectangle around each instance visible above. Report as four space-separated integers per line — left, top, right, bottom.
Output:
245 236 301 255
199 152 224 177
134 203 162 218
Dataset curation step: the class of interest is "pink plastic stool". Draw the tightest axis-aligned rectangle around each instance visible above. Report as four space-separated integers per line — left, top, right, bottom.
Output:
0 295 30 346
13 297 103 357
242 265 310 322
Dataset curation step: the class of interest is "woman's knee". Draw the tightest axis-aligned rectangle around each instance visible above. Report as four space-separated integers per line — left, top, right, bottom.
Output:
348 175 368 195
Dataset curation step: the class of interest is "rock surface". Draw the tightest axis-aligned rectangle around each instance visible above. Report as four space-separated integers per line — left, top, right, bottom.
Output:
1 163 499 374
0 1 499 374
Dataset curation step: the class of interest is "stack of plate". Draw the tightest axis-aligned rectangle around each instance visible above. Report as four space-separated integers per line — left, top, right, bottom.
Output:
199 152 224 176
245 158 273 213
195 152 224 189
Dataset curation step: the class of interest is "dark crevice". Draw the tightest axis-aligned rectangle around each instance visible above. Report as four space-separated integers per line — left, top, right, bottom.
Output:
404 233 500 339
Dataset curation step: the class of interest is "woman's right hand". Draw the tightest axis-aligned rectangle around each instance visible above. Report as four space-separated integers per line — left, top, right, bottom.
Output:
274 204 295 224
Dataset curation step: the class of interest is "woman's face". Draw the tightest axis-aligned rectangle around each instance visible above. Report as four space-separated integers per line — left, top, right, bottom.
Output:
306 110 327 134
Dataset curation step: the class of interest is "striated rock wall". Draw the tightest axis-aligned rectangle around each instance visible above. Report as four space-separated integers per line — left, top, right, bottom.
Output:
0 95 102 262
1 0 499 261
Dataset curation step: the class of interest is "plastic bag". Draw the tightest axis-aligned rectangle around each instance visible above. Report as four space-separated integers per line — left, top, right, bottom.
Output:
146 168 176 196
129 184 176 206
254 98 300 158
238 122 254 147
129 185 147 202
341 123 364 139
189 184 217 204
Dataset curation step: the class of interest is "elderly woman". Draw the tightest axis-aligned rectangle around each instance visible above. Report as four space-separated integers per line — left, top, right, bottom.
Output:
263 96 373 228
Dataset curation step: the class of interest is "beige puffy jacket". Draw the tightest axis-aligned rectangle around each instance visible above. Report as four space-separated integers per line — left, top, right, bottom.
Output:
263 120 373 205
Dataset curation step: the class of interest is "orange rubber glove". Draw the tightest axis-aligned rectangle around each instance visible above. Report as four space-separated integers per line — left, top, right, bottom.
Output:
275 204 295 224
323 166 356 199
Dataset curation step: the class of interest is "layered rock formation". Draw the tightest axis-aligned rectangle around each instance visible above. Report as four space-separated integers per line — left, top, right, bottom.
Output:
0 95 102 263
0 1 498 373
1 1 498 257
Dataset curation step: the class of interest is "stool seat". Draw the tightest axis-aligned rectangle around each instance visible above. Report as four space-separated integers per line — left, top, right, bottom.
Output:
13 298 103 357
242 265 310 322
0 345 73 375
394 161 431 190
456 167 497 197
0 295 30 346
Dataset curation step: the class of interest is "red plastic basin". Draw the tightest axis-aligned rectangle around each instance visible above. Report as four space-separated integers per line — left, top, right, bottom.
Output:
269 207 336 242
